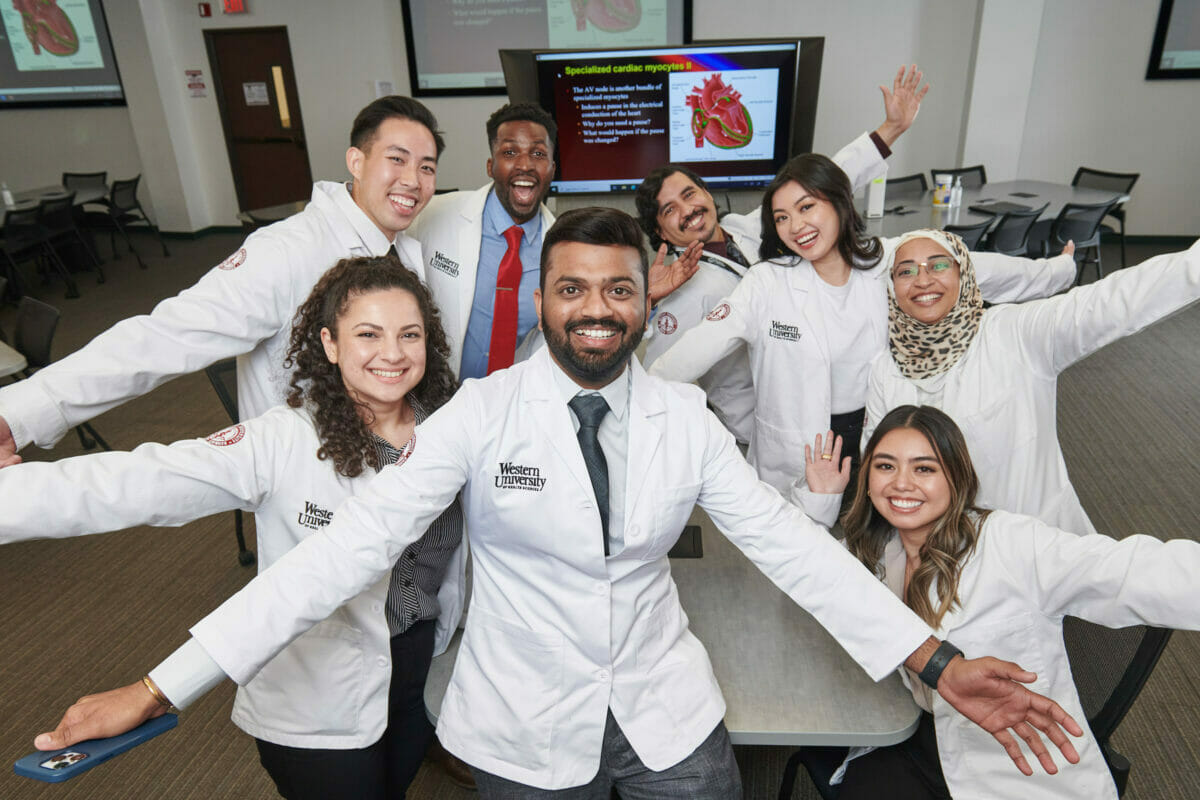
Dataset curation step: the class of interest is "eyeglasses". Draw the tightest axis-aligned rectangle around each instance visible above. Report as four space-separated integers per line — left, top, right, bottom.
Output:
892 257 958 281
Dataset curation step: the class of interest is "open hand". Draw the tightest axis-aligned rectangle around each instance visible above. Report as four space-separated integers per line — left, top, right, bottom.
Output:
1061 240 1076 257
937 654 1083 776
0 416 21 468
804 430 850 495
648 241 702 304
35 682 166 751
876 64 930 147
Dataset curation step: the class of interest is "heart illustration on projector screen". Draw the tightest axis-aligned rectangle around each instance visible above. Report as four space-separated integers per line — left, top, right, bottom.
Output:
686 73 753 149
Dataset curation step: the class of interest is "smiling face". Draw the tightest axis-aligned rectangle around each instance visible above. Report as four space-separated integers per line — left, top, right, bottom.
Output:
487 120 555 224
770 180 841 268
534 240 650 389
866 427 952 545
346 116 438 240
320 288 427 420
654 171 721 248
891 238 962 324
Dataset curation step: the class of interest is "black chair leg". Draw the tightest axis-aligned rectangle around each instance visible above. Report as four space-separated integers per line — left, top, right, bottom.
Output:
1118 223 1127 269
43 244 80 299
112 218 147 269
73 231 106 283
778 750 804 800
74 422 111 451
234 509 256 566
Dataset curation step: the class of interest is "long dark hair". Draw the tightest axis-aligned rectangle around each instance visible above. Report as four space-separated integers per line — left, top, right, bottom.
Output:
843 405 990 627
758 153 883 268
284 255 457 478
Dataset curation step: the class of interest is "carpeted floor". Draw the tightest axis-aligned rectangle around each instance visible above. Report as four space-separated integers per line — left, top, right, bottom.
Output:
0 232 1197 799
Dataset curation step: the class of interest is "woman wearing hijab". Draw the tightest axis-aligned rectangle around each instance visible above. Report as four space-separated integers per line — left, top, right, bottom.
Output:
864 231 1200 536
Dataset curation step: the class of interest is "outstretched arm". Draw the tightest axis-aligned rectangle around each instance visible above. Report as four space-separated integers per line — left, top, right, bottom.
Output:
35 681 170 751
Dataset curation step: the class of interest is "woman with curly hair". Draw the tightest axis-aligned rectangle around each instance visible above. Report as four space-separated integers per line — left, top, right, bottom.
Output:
0 255 463 799
822 404 1200 799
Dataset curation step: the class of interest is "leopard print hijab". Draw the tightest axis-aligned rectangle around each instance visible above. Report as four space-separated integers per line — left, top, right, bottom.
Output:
887 229 983 380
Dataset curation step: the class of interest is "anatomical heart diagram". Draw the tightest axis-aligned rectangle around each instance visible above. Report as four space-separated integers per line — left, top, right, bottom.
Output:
14 0 79 56
687 74 753 150
570 0 641 33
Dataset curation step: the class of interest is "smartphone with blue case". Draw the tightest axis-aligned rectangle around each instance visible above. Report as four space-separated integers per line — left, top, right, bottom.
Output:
13 713 177 783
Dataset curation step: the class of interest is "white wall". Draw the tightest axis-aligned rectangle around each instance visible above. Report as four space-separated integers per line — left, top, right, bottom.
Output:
1018 0 1200 235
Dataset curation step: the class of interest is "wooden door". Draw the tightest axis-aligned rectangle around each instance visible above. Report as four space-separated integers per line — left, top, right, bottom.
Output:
204 27 313 212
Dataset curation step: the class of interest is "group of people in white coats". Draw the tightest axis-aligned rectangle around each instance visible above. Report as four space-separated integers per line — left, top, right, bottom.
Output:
0 60 1197 800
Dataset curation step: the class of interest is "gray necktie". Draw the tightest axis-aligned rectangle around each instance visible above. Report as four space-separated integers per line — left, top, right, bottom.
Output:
569 394 611 556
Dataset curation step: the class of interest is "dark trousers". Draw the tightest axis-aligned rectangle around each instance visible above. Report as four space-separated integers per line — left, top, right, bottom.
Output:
255 618 438 800
839 712 950 800
829 407 866 471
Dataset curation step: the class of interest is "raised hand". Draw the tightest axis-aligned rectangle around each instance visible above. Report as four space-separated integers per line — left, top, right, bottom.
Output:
877 64 930 147
648 241 703 305
804 430 850 495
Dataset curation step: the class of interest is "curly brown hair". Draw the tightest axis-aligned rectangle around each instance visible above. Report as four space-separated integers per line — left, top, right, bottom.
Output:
284 255 457 478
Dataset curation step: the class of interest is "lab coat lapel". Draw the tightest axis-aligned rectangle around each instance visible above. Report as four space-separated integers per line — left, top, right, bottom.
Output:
525 349 604 502
624 358 664 524
788 264 834 365
454 184 490 345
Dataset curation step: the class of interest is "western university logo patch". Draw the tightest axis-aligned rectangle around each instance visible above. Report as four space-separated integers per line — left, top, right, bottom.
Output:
706 303 731 321
218 248 247 271
206 424 245 446
297 500 333 531
494 461 546 491
768 320 801 342
430 251 460 277
657 311 678 335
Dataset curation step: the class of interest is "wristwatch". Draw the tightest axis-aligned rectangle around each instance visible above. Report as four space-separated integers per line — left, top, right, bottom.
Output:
919 640 964 689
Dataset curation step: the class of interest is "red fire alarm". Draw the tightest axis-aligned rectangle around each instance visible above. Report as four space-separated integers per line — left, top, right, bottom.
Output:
224 0 247 12
198 2 211 16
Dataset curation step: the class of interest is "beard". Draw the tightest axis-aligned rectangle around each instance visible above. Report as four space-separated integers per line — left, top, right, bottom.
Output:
543 316 644 386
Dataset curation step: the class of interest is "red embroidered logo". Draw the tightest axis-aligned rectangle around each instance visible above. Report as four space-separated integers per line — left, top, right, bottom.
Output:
218 248 247 271
206 424 245 446
706 303 731 322
657 312 678 335
395 434 415 466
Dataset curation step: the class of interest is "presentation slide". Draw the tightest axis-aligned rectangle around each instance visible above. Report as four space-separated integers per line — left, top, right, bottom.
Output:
403 0 688 92
0 0 123 106
538 42 799 193
1159 0 1200 69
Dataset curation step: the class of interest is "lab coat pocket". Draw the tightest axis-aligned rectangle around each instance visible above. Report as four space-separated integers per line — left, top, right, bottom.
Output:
239 617 366 736
446 607 563 770
648 483 702 557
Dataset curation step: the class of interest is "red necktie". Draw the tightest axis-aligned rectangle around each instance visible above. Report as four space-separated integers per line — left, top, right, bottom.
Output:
487 225 523 374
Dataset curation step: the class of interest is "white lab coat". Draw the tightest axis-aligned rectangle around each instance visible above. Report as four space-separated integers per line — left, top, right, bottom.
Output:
0 406 465 749
0 181 424 449
186 347 933 790
642 131 889 443
838 511 1200 799
864 240 1200 537
407 183 555 375
649 247 1076 495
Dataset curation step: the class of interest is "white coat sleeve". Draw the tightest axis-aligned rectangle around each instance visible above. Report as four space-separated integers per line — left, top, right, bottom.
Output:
972 251 1075 303
0 233 302 450
987 512 1200 629
695 410 932 680
0 413 281 544
785 483 842 530
189 387 477 686
831 132 887 195
647 269 761 384
861 354 889 457
1010 239 1200 375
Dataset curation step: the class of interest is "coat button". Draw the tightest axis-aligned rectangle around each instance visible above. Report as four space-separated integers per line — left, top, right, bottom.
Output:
377 656 389 668
373 603 383 613
596 669 610 682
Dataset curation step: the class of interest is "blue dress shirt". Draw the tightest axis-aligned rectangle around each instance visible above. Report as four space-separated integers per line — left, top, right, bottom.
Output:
459 190 543 380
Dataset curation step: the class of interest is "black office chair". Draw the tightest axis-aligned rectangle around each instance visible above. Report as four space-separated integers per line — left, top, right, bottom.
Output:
38 191 106 284
204 358 256 567
61 171 109 208
943 219 993 250
84 175 169 269
1063 618 1173 796
982 202 1049 256
1 203 79 299
885 173 928 194
929 165 987 188
1071 167 1139 268
1027 199 1118 285
779 745 846 799
12 296 109 451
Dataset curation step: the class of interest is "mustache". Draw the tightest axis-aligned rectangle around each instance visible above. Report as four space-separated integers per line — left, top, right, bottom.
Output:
565 318 628 335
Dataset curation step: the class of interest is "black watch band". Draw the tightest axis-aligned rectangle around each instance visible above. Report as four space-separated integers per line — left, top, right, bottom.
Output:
919 641 964 689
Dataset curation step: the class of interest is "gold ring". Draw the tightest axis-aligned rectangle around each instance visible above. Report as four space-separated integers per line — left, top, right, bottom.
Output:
820 454 832 461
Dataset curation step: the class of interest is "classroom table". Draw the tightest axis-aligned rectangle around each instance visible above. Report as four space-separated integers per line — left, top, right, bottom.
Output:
424 505 921 748
862 179 1128 239
0 341 28 379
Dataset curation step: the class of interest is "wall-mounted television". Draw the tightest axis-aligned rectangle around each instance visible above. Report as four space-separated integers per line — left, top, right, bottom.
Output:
0 0 125 108
507 38 822 195
1147 0 1200 80
401 0 692 97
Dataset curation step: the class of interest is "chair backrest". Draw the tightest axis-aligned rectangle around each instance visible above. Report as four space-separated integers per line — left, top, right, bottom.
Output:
36 192 78 236
204 358 239 421
986 202 1049 255
930 164 987 188
1071 167 1139 196
1048 199 1116 248
109 176 142 213
1063 617 1172 744
2 204 44 250
3 204 41 230
13 296 61 370
62 171 108 191
943 219 992 250
885 173 928 193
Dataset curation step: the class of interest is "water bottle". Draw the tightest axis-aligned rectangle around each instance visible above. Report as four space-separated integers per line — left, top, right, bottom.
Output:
1 182 13 209
950 177 963 208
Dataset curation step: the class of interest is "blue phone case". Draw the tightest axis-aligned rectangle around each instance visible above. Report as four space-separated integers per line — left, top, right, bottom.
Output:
13 713 178 783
